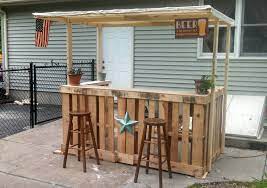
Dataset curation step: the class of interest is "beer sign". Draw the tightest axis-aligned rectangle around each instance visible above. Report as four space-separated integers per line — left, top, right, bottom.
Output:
175 18 208 38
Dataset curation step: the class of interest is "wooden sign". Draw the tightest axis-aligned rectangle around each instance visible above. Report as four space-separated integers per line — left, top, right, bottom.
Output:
175 18 208 38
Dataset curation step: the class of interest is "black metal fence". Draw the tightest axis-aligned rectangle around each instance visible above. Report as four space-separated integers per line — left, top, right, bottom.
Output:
0 68 33 138
0 59 95 138
33 60 95 125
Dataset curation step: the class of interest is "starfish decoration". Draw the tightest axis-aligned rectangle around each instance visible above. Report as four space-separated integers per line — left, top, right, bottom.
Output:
115 112 139 134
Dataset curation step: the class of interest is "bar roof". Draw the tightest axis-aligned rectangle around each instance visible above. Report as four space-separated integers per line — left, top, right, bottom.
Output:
33 5 234 26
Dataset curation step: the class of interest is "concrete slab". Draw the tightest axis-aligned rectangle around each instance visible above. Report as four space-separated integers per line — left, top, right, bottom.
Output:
226 128 267 151
0 120 265 188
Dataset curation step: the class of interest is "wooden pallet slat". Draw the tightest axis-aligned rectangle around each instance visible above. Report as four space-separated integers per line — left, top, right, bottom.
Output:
192 104 205 167
98 96 106 150
159 101 169 154
218 97 221 155
126 98 136 155
137 99 145 152
72 94 79 147
117 97 127 153
171 102 179 162
203 104 210 171
148 100 156 156
88 96 97 146
62 93 70 145
106 97 114 152
181 103 190 164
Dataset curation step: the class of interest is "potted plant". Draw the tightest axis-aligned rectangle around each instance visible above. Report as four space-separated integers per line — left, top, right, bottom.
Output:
68 68 83 86
194 75 215 94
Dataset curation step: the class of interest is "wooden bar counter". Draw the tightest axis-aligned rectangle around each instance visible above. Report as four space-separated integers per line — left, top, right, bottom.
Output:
60 84 224 178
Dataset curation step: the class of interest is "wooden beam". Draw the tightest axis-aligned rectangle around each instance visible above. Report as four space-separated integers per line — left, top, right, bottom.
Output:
59 85 219 104
96 26 103 80
66 20 73 84
67 12 211 23
207 21 219 171
221 25 231 153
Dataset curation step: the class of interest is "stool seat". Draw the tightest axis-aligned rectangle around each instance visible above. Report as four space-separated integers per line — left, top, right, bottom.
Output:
69 111 90 116
144 118 166 126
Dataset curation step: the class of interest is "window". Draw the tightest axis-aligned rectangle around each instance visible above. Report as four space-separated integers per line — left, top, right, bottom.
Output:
241 0 267 56
202 0 235 53
200 0 267 58
203 27 235 53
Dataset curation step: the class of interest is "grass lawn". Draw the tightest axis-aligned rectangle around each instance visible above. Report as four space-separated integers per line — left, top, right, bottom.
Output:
189 180 267 188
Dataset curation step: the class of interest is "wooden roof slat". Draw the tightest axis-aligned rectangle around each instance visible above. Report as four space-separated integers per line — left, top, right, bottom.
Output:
33 5 235 26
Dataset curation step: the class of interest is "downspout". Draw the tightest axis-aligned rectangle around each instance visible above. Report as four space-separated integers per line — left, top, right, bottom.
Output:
0 8 8 70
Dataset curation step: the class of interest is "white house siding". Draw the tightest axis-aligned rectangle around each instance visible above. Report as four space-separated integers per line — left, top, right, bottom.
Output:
4 0 267 96
7 13 96 65
6 8 96 92
4 0 198 92
134 26 267 96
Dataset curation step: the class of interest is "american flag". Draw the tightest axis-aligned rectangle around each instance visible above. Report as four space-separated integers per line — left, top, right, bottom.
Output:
35 19 51 47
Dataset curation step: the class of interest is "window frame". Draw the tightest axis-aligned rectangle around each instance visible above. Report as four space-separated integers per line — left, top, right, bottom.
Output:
240 0 267 56
198 0 267 59
198 0 240 59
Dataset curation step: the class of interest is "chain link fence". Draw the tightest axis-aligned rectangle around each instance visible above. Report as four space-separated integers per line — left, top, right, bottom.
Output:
0 68 32 138
0 59 95 138
33 59 95 124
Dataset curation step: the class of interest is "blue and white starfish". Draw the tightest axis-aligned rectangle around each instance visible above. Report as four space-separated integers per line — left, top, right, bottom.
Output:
115 112 139 134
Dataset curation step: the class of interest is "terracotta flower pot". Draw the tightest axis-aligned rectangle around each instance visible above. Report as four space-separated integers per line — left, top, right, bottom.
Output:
68 74 82 86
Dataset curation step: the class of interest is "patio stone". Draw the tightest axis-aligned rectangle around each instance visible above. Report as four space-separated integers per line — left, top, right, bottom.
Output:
0 119 265 188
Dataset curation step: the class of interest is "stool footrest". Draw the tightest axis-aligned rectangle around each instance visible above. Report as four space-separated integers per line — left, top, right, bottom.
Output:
144 140 166 145
150 136 166 140
69 144 94 151
141 155 167 164
142 153 167 158
71 130 91 134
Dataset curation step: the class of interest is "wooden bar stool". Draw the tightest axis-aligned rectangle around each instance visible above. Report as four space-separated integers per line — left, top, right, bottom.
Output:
63 111 100 172
134 118 172 188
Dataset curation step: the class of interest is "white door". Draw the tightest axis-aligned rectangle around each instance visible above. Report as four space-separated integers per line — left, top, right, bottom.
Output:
103 27 133 88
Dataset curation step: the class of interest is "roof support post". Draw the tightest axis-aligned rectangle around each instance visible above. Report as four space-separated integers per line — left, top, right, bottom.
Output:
207 21 219 171
66 20 73 84
96 26 103 80
221 25 231 153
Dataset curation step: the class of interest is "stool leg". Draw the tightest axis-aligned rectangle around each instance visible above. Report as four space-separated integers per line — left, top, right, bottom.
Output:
162 123 172 179
77 117 81 162
145 125 152 174
87 115 100 165
63 115 73 168
134 125 147 183
157 126 163 188
81 116 87 173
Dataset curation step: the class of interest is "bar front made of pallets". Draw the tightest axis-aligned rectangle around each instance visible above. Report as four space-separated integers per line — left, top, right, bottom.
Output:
60 85 224 178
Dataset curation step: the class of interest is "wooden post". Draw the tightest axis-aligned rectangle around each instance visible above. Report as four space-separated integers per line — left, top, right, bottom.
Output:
221 25 231 153
207 21 219 171
96 26 103 80
66 20 73 84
